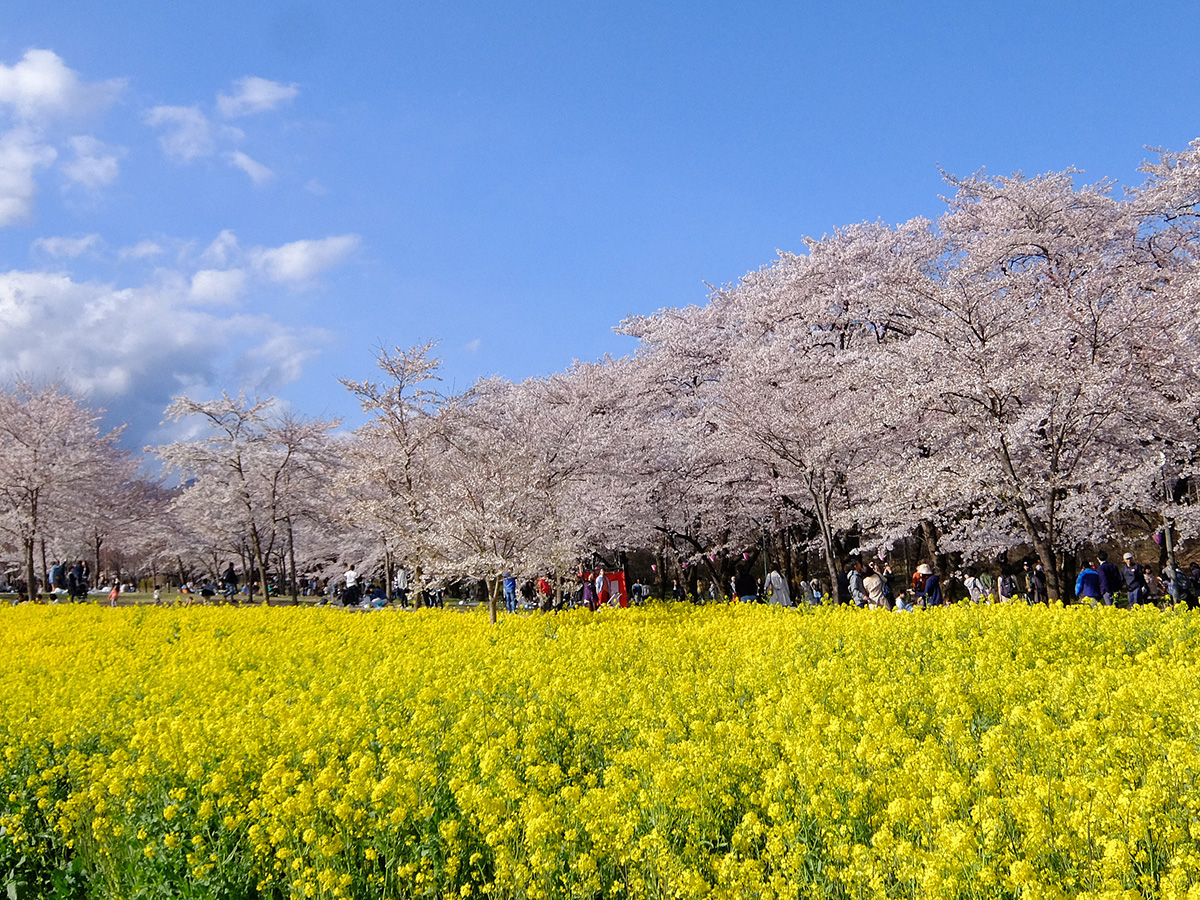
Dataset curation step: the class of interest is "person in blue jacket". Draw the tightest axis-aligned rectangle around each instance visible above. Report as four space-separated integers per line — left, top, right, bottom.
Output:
1075 560 1103 605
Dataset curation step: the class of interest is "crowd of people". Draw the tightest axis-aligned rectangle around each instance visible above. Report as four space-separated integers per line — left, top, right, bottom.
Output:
708 550 1195 611
9 548 1196 613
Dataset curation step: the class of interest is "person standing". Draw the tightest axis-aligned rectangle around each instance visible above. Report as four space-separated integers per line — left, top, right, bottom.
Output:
733 568 758 603
72 560 88 601
963 567 985 603
998 568 1019 603
847 560 869 607
49 561 64 596
863 564 888 609
1096 551 1122 606
1025 560 1048 604
502 570 517 613
222 563 239 602
764 568 792 607
394 566 410 607
595 568 609 607
1121 553 1147 606
343 565 361 607
1075 560 1102 605
916 564 943 606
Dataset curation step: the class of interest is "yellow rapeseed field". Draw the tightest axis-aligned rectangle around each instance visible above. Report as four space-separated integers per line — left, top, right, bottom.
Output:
2 602 1200 900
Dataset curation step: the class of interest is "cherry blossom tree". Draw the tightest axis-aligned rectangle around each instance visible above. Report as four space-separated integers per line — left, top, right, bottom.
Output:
338 343 447 601
156 394 340 602
840 156 1200 597
0 383 126 603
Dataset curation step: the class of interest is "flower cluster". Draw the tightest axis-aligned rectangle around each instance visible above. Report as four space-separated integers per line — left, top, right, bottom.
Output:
2 603 1200 899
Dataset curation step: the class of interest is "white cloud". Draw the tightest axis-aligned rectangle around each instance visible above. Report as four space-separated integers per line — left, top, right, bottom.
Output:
31 233 102 258
118 240 163 260
251 234 360 283
235 327 320 390
145 105 213 162
226 150 274 185
0 128 56 225
201 229 240 267
464 338 481 353
0 49 124 123
217 77 298 118
190 268 245 304
304 178 328 196
61 135 124 189
0 267 331 444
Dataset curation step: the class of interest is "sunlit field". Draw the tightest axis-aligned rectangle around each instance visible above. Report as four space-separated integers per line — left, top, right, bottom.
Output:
3 602 1200 899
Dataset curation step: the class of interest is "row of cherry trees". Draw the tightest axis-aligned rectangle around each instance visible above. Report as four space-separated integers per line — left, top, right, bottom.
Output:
3 140 1199 605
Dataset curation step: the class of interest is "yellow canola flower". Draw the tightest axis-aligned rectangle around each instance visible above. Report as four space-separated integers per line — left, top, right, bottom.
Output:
2 602 1200 898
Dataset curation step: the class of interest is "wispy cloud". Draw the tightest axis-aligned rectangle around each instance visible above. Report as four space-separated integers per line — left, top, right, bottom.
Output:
61 135 124 189
0 128 57 225
118 240 164 260
226 150 274 185
31 233 102 258
251 234 361 283
145 105 214 162
217 76 298 118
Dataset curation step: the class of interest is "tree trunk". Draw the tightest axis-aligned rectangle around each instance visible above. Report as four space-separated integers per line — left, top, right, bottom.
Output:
24 538 36 605
248 528 270 605
1032 539 1062 602
808 474 841 603
487 576 498 625
287 519 298 605
94 533 103 591
39 538 48 601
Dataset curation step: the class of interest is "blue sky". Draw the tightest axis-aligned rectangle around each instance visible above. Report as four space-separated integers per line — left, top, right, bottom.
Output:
2 1 1198 445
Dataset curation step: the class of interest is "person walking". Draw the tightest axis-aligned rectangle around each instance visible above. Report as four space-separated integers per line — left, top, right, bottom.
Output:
1096 551 1122 606
1025 560 1048 604
1121 553 1148 606
764 568 792 606
222 563 239 602
963 567 985 603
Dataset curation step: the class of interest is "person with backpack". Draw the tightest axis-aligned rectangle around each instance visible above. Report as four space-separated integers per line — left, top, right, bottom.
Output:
847 559 869 607
998 568 1020 603
1025 560 1048 604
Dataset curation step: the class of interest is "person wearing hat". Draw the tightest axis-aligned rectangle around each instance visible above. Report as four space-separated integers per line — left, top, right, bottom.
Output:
1121 552 1147 607
916 563 943 607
